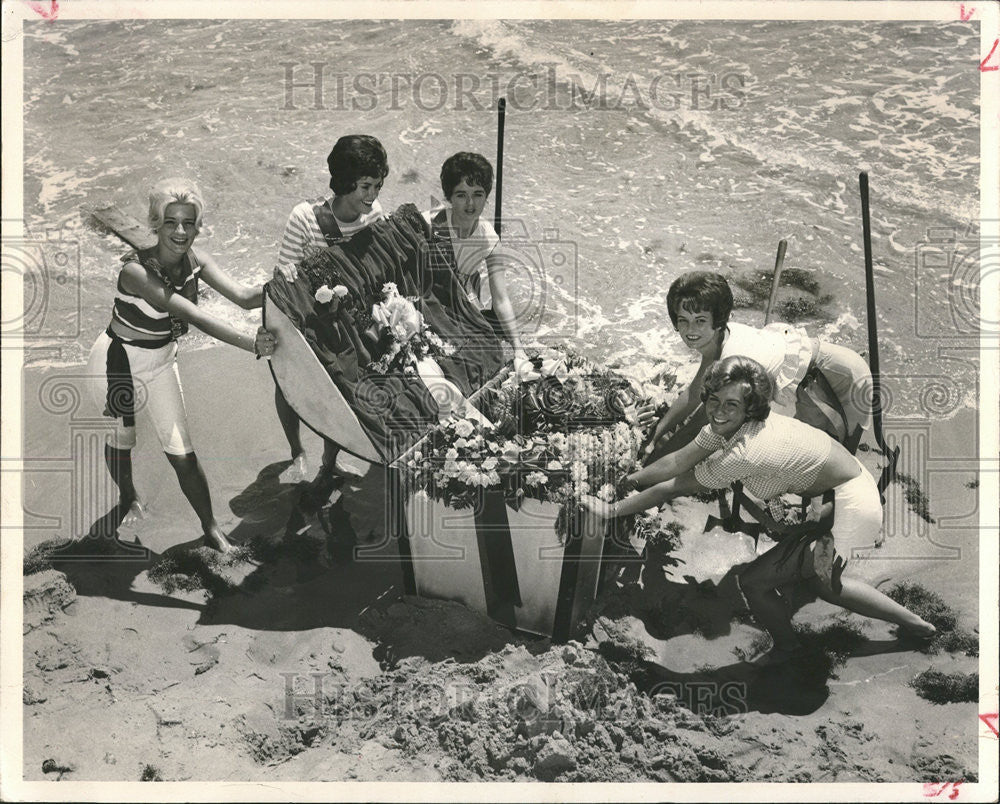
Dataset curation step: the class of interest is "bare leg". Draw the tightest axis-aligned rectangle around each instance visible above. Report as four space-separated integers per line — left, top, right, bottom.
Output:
105 444 145 525
275 385 305 460
808 576 936 635
164 451 232 552
737 545 808 653
321 439 339 472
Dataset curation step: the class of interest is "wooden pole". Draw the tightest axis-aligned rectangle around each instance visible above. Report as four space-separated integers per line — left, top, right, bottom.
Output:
763 239 788 325
859 171 900 494
494 97 506 237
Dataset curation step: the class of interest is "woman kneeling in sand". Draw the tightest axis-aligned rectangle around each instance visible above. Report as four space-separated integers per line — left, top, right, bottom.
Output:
583 355 936 664
86 178 276 552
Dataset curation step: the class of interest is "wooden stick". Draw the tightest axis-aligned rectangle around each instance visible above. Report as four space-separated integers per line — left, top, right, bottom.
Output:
494 97 506 237
763 239 788 325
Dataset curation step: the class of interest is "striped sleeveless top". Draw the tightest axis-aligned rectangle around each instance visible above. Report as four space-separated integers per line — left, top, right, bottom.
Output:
109 248 201 345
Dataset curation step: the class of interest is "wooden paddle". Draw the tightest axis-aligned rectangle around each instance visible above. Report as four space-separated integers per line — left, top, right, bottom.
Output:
89 204 156 250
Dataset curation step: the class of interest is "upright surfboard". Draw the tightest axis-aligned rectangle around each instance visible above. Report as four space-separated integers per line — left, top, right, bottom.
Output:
263 295 382 463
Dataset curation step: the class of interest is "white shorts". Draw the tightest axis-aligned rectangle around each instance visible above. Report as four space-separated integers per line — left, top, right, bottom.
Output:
86 331 193 455
811 458 882 588
814 340 873 435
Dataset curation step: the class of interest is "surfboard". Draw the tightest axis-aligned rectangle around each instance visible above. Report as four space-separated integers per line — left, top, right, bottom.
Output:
263 295 382 463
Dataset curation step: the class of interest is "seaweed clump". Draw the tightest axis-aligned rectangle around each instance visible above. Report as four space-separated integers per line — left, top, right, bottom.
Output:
884 582 978 656
910 670 978 704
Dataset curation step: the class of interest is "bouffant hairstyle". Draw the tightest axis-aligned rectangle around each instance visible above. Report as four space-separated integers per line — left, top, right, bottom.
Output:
148 178 204 231
327 135 389 195
666 271 734 330
701 355 773 422
440 152 493 199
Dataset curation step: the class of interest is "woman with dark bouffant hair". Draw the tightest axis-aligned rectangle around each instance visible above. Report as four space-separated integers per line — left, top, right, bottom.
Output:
86 178 276 551
583 355 935 665
272 134 390 486
421 151 529 378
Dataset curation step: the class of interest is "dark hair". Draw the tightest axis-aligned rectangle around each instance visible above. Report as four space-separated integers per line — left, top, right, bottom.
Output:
327 135 389 195
701 356 773 422
440 152 493 199
666 271 733 330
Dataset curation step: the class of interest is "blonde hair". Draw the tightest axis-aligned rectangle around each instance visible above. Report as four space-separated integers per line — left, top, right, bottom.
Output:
148 178 205 231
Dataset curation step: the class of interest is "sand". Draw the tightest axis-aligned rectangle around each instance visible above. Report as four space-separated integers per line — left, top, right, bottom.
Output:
18 343 983 786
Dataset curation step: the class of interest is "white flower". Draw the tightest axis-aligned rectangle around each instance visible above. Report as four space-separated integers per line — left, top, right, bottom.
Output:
597 483 615 503
481 457 498 471
445 448 459 461
454 419 475 438
315 284 335 303
570 461 588 483
454 438 469 449
332 284 349 298
382 282 399 297
547 460 563 471
525 471 548 486
540 357 569 381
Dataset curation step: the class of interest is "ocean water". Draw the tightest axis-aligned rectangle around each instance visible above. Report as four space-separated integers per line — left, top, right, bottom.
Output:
20 17 982 419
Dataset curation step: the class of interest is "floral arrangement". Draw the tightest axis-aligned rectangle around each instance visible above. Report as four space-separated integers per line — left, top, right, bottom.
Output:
402 345 648 542
364 283 456 375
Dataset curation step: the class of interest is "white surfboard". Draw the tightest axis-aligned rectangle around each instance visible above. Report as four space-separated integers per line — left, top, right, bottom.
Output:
263 295 382 463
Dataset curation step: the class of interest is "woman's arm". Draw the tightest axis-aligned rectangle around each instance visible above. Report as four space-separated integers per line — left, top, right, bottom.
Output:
485 250 523 354
196 249 264 309
628 438 714 489
650 358 711 445
486 249 533 378
120 262 268 354
583 469 708 519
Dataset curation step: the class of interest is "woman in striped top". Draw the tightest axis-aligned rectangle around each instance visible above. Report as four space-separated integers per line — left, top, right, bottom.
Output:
86 178 276 552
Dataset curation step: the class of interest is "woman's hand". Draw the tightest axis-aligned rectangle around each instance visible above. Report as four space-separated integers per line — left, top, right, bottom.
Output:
580 494 614 520
274 264 297 283
633 402 658 428
254 326 277 358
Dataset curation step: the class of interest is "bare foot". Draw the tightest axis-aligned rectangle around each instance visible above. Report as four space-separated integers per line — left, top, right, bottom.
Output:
898 621 937 641
279 452 309 484
204 526 233 553
120 497 146 527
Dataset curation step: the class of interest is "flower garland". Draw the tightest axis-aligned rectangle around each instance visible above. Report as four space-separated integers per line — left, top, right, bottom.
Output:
403 345 649 542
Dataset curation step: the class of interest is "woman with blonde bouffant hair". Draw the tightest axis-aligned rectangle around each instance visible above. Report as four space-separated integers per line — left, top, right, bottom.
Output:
86 178 276 551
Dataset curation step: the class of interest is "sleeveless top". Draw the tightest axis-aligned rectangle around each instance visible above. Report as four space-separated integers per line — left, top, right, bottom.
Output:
109 248 201 345
423 208 500 310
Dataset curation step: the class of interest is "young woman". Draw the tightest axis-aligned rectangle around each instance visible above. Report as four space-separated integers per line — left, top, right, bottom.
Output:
272 134 389 484
421 151 529 376
86 178 276 551
584 355 935 664
647 271 872 460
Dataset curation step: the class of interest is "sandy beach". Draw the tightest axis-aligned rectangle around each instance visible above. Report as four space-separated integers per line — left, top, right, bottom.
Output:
18 342 982 784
